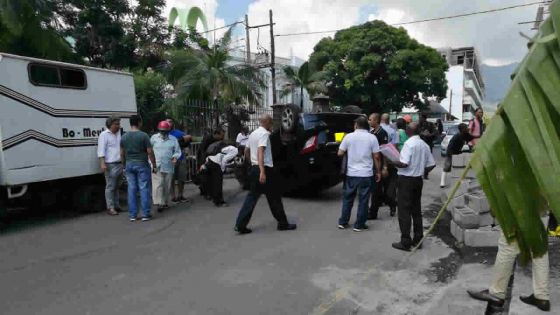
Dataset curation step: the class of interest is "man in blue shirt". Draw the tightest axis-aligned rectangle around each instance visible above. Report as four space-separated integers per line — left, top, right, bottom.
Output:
166 118 192 203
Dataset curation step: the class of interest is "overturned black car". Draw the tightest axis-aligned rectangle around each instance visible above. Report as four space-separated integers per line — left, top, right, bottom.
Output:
235 104 363 195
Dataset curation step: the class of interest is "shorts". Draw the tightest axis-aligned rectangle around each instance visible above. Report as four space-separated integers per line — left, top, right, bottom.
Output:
174 159 188 182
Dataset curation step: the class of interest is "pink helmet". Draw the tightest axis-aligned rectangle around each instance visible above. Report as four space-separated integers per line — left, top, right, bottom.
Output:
157 121 171 131
403 115 413 123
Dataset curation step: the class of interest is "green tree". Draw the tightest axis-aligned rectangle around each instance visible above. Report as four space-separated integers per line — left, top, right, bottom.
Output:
309 20 448 113
0 0 75 61
134 69 168 132
62 0 135 69
166 29 265 105
128 0 169 70
281 61 326 109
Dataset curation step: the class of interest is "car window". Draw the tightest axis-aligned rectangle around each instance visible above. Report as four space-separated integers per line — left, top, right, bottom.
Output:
446 125 460 135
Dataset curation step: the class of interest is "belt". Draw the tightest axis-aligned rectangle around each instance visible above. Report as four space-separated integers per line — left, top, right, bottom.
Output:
106 161 121 164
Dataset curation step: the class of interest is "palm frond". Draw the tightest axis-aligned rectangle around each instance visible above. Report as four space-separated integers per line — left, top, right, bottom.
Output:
471 0 560 263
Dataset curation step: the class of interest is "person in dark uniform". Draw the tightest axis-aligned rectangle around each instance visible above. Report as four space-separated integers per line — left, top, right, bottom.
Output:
196 128 225 198
368 113 391 220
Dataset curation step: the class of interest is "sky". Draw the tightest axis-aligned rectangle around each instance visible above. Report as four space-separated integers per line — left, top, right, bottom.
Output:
165 0 545 66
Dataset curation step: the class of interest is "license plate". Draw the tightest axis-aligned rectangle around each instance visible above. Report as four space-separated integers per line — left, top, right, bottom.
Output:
335 132 346 143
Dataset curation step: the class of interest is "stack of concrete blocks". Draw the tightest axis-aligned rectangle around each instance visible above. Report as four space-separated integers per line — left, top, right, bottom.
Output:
442 154 501 247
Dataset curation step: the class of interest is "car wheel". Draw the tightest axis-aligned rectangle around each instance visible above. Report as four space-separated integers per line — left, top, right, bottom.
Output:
281 104 301 133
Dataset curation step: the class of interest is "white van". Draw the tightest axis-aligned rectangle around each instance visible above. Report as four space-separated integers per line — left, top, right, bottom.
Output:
0 53 137 213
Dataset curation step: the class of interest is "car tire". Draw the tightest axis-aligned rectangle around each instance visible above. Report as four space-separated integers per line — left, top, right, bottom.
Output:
340 105 363 114
281 104 301 133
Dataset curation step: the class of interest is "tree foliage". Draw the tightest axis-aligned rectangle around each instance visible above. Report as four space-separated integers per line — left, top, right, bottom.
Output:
0 0 75 61
470 0 560 263
166 28 266 106
309 20 448 113
134 69 168 132
281 61 326 109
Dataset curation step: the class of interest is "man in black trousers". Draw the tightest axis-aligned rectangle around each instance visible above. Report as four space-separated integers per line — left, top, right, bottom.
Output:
234 114 297 234
391 122 436 251
368 113 390 220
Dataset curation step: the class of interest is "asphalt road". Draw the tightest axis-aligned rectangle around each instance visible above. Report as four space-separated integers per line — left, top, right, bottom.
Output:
0 148 556 314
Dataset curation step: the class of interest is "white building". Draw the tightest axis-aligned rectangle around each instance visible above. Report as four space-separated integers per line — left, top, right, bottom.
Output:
229 49 313 112
438 47 485 122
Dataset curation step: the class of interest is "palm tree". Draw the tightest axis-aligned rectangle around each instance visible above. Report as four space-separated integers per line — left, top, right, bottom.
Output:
281 61 326 110
166 28 266 106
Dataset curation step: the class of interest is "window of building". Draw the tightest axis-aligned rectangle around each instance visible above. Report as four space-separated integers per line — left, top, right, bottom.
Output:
457 55 465 65
28 63 87 89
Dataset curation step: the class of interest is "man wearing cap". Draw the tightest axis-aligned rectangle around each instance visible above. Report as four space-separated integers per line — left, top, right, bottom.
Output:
97 116 122 216
150 121 181 213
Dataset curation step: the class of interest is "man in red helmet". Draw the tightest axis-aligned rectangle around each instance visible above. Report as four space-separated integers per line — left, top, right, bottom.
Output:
150 121 181 213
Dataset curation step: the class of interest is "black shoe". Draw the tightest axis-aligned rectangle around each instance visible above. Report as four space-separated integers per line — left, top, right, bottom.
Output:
392 242 411 252
234 226 253 235
278 223 297 231
390 207 396 217
412 241 423 250
215 202 229 208
467 289 504 306
520 294 550 311
337 224 350 230
353 225 369 232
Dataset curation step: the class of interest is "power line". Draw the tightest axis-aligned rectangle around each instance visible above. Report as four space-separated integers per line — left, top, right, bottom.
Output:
275 1 549 37
199 20 244 35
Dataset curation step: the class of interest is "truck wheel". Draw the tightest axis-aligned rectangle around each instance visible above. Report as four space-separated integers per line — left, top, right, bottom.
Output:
72 184 105 213
281 104 301 133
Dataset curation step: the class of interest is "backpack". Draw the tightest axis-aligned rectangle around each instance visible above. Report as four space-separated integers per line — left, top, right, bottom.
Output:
205 141 227 157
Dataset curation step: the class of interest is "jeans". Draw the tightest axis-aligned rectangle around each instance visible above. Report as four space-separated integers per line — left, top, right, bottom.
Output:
235 166 289 229
339 176 372 228
104 163 122 209
125 162 152 218
397 175 424 247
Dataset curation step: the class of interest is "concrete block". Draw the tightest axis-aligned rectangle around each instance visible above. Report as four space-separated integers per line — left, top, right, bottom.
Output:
453 206 480 229
467 180 482 193
464 226 500 247
452 155 467 168
450 220 465 243
478 212 494 227
452 195 466 209
466 193 490 214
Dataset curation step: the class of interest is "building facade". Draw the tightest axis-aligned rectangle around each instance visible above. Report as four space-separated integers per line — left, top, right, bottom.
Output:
438 47 485 122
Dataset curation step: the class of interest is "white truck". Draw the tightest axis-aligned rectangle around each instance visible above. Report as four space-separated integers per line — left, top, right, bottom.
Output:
0 53 137 214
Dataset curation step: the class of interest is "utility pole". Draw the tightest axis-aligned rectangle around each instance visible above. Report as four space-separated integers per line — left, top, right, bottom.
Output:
245 15 251 63
270 9 277 104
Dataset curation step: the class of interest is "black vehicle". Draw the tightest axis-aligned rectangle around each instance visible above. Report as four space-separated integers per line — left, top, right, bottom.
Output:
235 104 363 195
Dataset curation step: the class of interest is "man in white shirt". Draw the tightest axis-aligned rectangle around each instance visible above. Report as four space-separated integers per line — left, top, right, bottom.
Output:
236 126 250 147
97 116 122 216
337 116 382 232
234 114 297 234
391 122 436 251
205 143 238 207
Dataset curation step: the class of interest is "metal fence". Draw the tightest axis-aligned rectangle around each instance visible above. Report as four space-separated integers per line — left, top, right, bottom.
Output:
171 99 273 141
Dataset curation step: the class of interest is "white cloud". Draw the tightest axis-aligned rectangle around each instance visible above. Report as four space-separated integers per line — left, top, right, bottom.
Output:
246 0 540 65
165 0 227 43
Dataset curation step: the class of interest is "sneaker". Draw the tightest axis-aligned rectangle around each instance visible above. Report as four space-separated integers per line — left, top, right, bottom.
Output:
338 224 350 230
234 226 253 235
277 223 297 231
353 225 369 232
141 215 153 222
129 217 137 222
